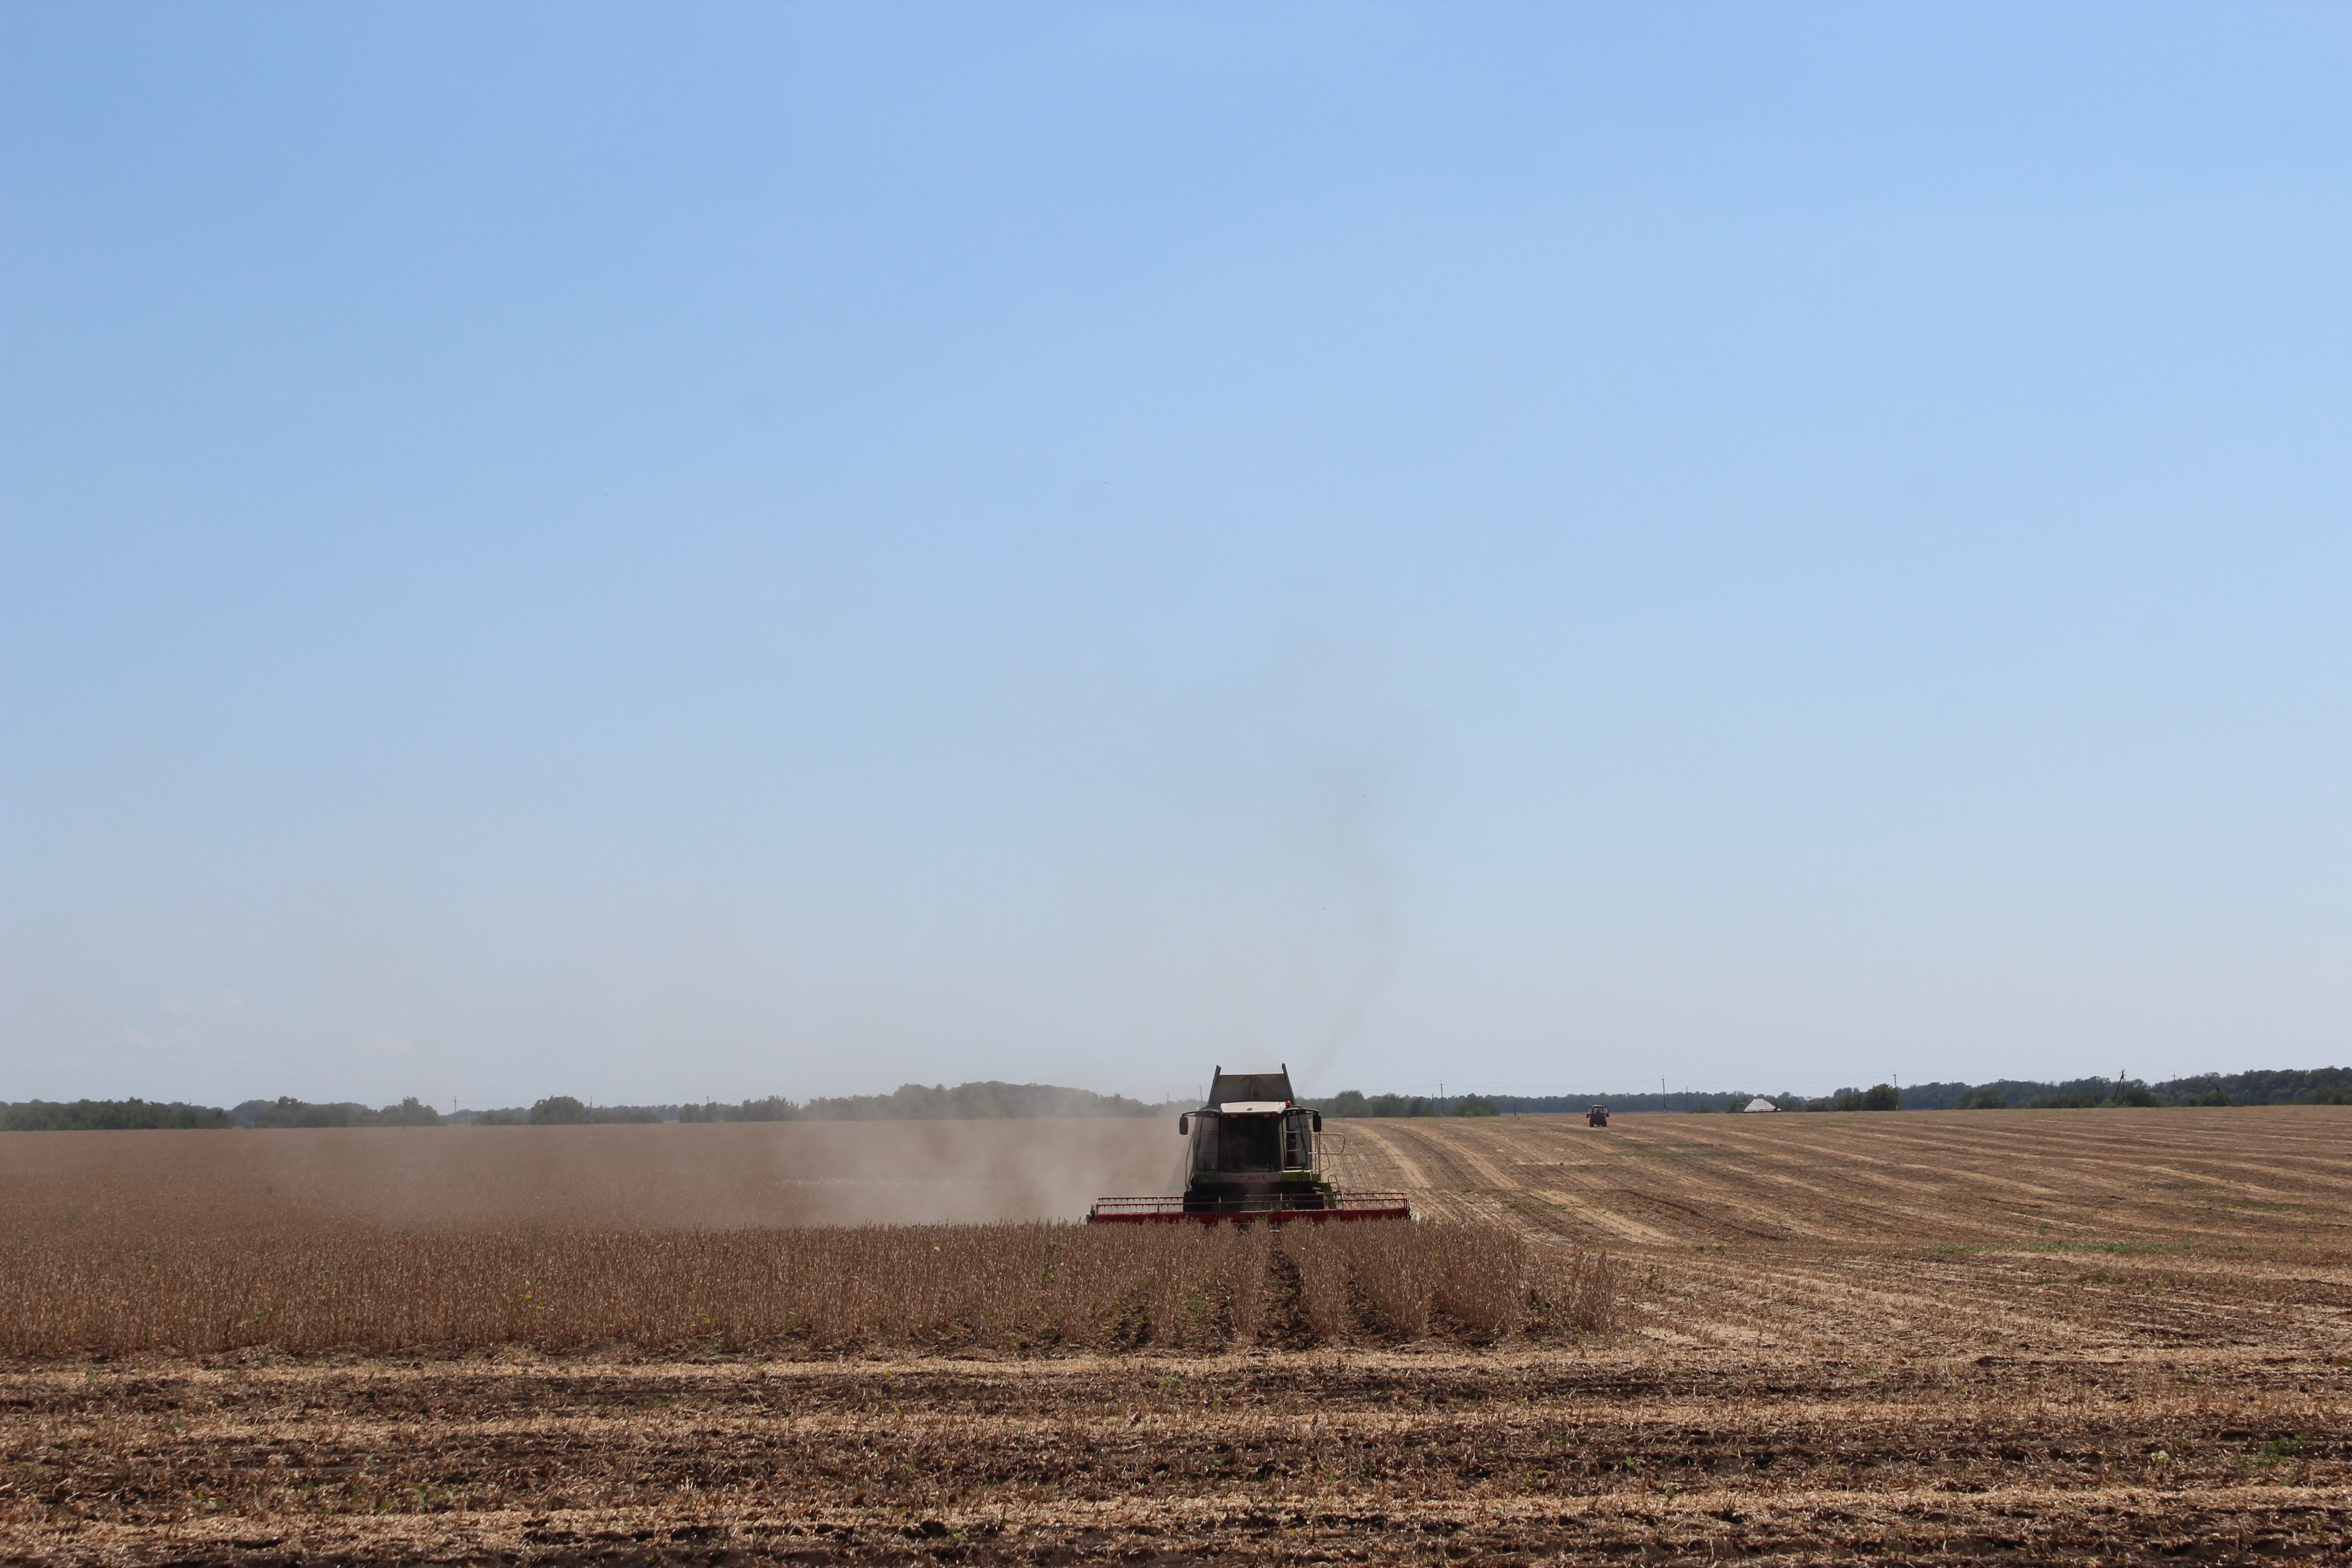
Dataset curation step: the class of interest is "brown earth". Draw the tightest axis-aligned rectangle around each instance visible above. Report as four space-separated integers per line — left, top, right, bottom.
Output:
5 1107 2350 1565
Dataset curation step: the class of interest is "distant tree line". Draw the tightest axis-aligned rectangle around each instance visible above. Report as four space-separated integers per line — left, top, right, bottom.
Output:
675 1095 799 1122
464 1096 664 1126
0 1098 232 1131
1877 1066 2352 1109
1313 1065 2352 1115
232 1096 446 1127
676 1081 1181 1122
0 1082 1180 1130
9 1066 2346 1130
1310 1088 1897 1116
1312 1091 1503 1118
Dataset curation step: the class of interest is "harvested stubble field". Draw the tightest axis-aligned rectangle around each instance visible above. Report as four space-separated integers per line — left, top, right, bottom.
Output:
4 1108 2350 1566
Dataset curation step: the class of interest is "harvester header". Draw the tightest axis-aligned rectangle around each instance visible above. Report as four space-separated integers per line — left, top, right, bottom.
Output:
1087 1064 1411 1225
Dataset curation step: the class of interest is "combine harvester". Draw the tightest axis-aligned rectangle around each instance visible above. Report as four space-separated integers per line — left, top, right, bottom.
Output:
1088 1065 1411 1225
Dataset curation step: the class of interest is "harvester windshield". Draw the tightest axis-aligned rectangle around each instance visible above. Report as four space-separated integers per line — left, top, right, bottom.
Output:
1213 1112 1282 1172
1190 1099 1306 1174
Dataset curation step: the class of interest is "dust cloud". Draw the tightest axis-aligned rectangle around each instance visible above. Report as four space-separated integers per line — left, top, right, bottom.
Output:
0 1121 1185 1238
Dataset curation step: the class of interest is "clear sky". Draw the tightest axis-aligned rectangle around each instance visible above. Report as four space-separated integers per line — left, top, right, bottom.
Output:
3 4 2347 1110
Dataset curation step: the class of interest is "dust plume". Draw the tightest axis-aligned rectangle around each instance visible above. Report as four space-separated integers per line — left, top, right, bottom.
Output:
0 1121 1182 1237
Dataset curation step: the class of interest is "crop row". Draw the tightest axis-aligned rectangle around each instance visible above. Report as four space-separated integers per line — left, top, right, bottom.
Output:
3 1220 1618 1357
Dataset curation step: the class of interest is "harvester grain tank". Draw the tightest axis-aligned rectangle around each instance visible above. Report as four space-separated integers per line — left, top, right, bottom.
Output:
1087 1064 1411 1224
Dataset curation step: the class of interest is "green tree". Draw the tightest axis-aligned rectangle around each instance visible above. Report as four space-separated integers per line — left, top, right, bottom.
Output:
0 1098 231 1131
251 1096 357 1128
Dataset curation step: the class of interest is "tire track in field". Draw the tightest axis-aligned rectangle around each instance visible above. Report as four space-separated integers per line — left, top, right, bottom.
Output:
1577 1121 1991 1245
1339 1123 1511 1223
1583 1112 2352 1252
1535 1124 2026 1248
1657 1122 2122 1243
1502 1193 1674 1247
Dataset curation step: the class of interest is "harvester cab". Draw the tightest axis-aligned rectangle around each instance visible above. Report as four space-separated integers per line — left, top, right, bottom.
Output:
1179 1066 1325 1215
1087 1064 1411 1225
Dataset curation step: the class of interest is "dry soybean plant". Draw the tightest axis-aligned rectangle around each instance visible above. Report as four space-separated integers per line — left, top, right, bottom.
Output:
1 1220 1614 1358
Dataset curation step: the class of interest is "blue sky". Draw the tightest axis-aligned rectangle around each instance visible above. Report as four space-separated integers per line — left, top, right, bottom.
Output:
3 4 2347 1108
